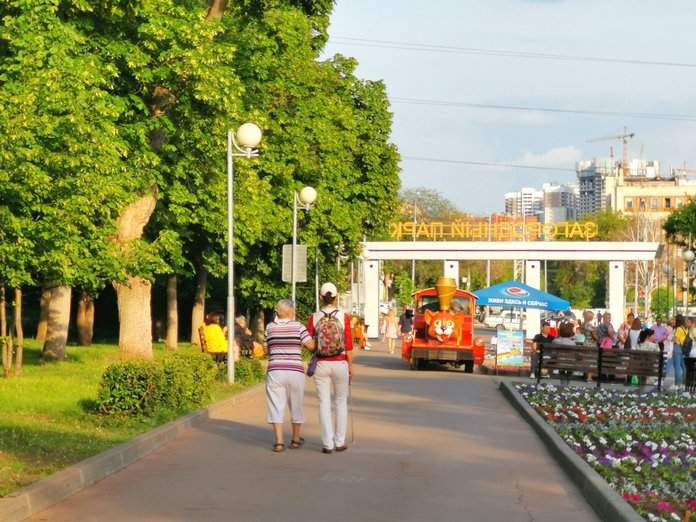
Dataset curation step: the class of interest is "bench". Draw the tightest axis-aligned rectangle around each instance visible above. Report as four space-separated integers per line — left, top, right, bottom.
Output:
537 343 665 390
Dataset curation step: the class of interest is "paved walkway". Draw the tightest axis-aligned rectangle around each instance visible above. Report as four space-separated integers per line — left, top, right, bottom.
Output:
31 343 598 522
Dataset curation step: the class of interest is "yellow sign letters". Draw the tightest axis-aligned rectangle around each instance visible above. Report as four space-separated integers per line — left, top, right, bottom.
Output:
389 220 598 241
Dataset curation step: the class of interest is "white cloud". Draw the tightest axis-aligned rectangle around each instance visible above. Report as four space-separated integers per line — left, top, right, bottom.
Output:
511 145 582 169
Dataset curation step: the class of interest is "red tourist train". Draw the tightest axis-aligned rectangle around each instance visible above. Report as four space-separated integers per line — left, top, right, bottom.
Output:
401 276 485 372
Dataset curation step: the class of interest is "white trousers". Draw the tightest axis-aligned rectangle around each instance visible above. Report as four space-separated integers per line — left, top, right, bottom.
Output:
314 361 349 450
266 370 305 424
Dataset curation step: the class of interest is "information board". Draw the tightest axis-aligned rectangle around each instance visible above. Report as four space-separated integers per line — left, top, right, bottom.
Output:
495 329 526 367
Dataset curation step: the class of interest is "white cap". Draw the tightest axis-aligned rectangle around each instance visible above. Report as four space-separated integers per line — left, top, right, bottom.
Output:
320 282 338 297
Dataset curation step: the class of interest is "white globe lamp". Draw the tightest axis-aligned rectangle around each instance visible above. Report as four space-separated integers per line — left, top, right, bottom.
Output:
682 249 695 263
236 122 262 150
299 186 317 206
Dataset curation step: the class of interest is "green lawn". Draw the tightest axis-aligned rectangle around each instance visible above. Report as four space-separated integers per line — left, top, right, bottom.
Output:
0 340 253 497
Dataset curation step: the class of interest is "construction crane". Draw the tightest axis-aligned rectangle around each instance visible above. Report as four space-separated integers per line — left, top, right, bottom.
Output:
672 163 696 177
588 126 635 178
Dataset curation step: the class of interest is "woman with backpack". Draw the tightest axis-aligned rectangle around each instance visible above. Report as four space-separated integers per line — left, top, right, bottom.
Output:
307 282 354 454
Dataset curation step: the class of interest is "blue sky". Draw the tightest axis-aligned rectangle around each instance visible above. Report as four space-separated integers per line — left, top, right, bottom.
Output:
323 0 696 214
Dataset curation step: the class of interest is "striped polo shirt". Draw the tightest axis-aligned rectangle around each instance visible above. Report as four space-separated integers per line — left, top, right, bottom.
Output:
265 318 312 373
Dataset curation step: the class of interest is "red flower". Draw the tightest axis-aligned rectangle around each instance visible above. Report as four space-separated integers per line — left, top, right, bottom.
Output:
656 500 674 512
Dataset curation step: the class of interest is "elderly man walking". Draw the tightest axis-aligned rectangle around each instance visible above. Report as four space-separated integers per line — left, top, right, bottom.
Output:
265 299 315 452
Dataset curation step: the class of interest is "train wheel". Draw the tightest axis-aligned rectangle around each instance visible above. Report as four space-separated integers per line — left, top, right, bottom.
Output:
417 358 428 371
464 361 474 374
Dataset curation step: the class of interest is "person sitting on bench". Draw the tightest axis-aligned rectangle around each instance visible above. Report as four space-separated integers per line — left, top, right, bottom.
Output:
202 312 234 363
552 322 576 384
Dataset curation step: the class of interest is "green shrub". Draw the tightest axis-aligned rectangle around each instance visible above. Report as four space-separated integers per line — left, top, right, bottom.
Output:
96 361 163 415
234 358 265 384
97 352 217 416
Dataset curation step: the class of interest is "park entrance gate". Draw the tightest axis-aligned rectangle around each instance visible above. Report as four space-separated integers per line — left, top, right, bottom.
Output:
357 241 660 339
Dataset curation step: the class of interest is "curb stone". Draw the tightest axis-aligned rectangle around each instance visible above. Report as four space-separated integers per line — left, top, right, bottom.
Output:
499 381 644 522
0 382 264 522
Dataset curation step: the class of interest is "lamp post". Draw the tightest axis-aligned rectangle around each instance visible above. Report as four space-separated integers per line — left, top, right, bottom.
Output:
291 186 317 306
227 123 262 384
662 264 674 319
682 245 695 315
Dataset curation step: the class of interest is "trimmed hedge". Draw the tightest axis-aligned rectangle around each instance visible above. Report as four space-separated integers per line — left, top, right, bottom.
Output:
234 358 265 384
97 352 217 416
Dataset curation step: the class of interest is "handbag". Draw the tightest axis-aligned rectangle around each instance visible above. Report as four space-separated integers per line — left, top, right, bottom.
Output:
306 354 318 377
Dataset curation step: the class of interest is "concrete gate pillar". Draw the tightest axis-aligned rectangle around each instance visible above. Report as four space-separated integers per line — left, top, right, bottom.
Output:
525 260 541 339
444 260 459 287
364 259 380 338
608 261 625 326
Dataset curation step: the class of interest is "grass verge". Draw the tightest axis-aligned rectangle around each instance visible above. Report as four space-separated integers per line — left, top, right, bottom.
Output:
0 340 258 497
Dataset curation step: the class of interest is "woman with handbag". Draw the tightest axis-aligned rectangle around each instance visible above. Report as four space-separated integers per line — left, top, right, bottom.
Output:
264 299 316 452
673 315 689 391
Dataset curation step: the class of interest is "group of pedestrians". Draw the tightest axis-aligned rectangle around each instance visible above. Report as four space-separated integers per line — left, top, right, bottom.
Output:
532 310 692 389
379 305 414 355
264 282 354 453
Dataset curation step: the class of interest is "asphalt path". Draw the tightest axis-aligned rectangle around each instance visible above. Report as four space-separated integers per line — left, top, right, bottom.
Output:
30 341 597 522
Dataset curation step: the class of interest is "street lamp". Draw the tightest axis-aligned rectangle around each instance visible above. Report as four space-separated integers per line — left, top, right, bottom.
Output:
226 123 262 384
291 186 317 306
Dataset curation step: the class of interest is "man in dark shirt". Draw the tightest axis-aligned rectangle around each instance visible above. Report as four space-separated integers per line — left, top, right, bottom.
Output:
531 322 554 378
398 305 414 335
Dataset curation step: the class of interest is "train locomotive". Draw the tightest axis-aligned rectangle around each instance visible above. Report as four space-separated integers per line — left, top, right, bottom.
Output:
401 276 485 372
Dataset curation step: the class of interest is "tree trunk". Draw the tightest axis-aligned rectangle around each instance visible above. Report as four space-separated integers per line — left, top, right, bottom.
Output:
42 285 72 361
205 0 226 21
190 266 207 346
1 288 9 376
253 309 265 344
113 188 157 359
165 274 178 350
36 287 51 342
76 291 95 346
13 288 23 377
114 277 153 359
0 287 6 338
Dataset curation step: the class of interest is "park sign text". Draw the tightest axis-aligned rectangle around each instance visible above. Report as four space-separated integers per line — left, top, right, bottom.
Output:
389 220 598 241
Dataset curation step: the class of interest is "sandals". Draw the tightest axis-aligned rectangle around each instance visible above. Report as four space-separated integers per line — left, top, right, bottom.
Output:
273 437 306 452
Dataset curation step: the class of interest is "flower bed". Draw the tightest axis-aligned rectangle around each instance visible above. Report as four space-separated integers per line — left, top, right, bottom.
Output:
516 384 696 522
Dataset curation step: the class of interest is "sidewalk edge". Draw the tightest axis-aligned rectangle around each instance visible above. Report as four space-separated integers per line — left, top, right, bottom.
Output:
499 381 643 522
0 382 264 522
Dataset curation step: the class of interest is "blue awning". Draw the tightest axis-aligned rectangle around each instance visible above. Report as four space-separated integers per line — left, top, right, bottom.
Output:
473 280 570 311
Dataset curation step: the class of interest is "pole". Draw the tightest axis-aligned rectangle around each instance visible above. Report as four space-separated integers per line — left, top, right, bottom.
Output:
543 259 548 292
486 214 492 316
349 261 354 314
411 202 416 286
316 248 320 313
291 191 298 306
634 262 638 316
226 130 236 384
657 262 661 318
673 244 677 318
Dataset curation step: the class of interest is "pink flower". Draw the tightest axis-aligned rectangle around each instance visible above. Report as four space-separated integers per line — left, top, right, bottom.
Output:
688 499 696 511
656 500 674 512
